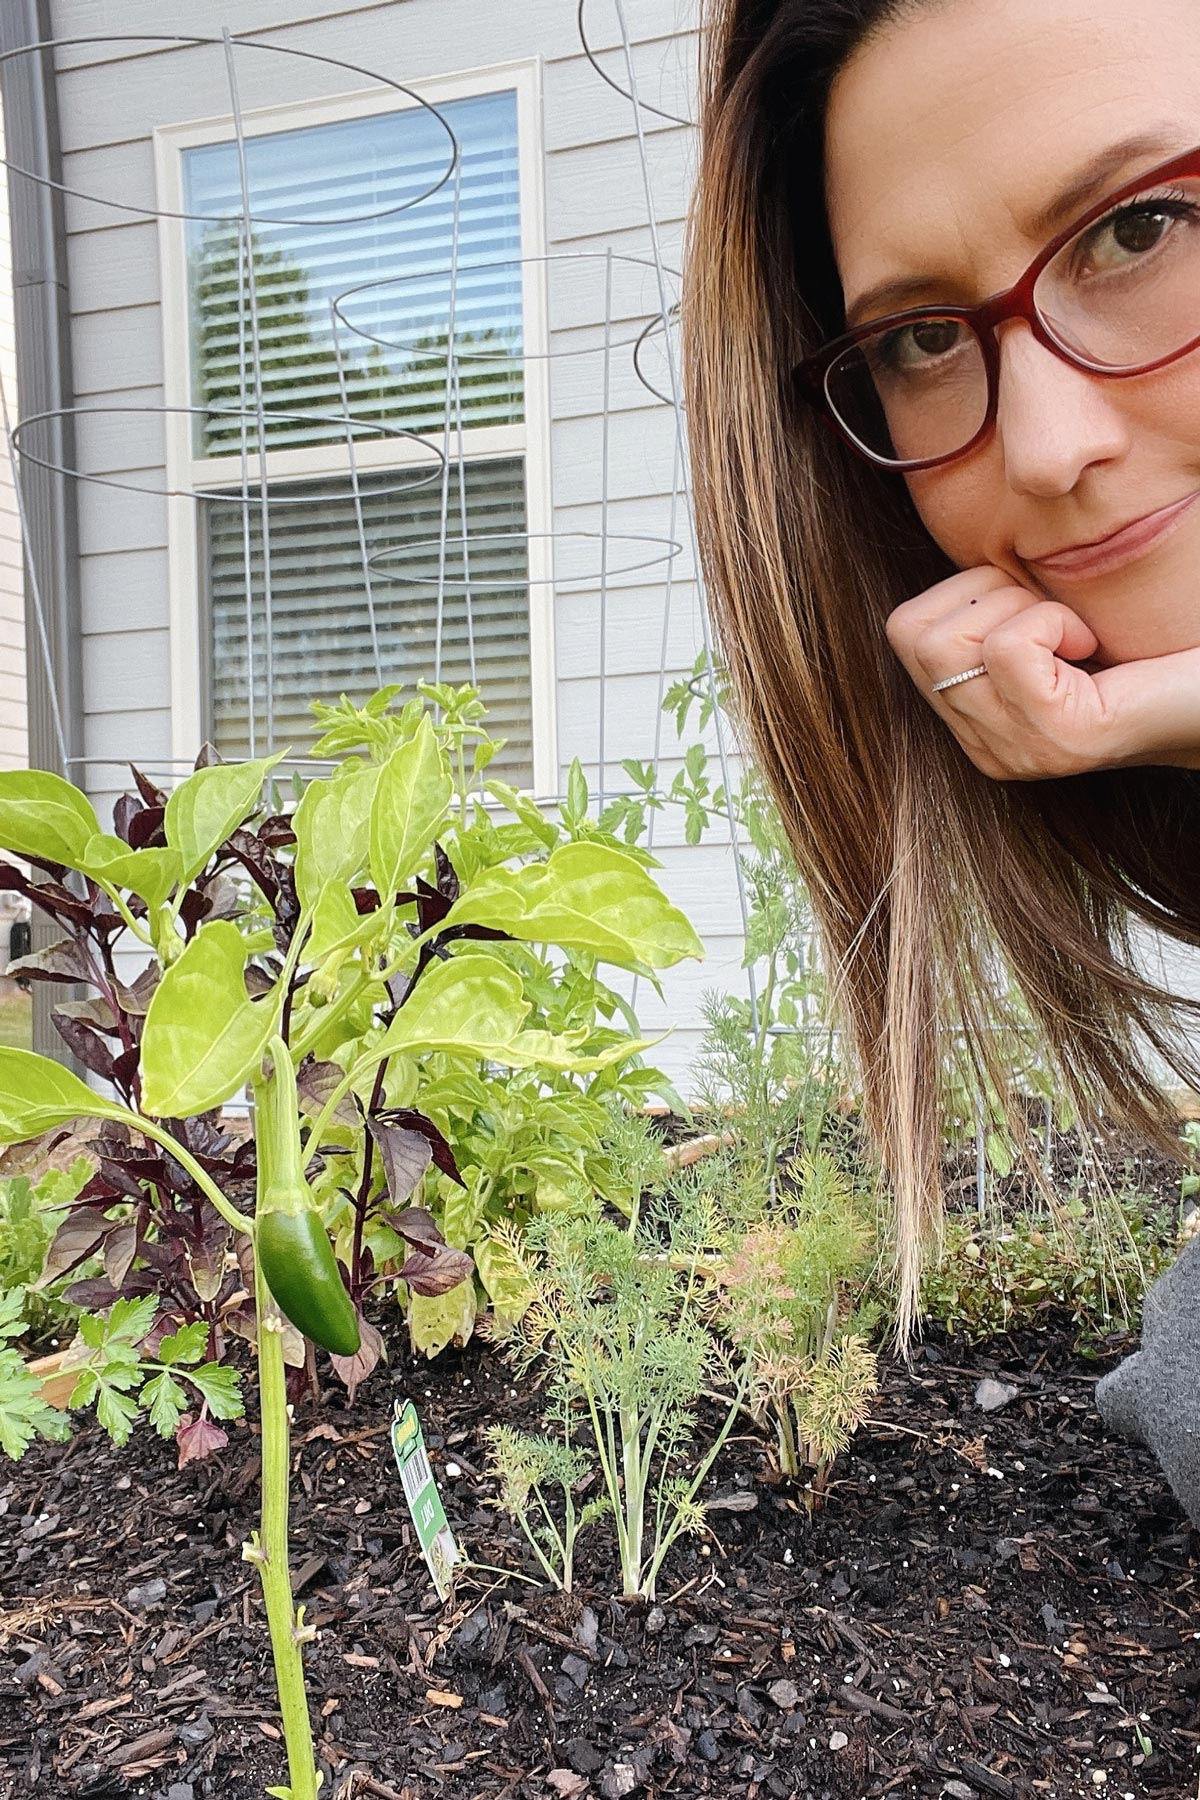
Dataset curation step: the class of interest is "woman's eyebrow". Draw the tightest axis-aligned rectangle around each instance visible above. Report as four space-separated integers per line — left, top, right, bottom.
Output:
843 126 1186 329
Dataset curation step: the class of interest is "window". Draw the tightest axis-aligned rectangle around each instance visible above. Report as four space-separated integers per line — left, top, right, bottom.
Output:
161 70 552 787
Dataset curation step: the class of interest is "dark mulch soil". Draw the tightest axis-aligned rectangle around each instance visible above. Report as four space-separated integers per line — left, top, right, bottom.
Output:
2 1315 1197 1800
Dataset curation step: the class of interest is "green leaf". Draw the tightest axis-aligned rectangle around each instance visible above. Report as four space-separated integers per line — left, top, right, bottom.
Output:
140 921 282 1117
407 1277 477 1359
142 1370 188 1439
0 769 100 867
103 1295 159 1347
188 1362 244 1422
95 1383 140 1446
306 881 381 964
165 752 286 887
79 834 183 909
377 952 659 1074
0 1289 27 1340
0 1048 128 1146
483 780 560 850
368 714 453 900
442 841 704 973
565 758 588 824
379 953 531 1060
0 1352 73 1459
159 1321 209 1367
292 763 380 918
475 1233 535 1328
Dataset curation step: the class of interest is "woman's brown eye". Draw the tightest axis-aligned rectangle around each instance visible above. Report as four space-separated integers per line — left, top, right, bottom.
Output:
1112 212 1167 254
911 321 958 355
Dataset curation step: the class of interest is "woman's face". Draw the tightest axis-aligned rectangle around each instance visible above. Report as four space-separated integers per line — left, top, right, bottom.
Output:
824 0 1200 663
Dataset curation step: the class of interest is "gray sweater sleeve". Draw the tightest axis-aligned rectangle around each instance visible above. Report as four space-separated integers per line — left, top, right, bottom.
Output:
1095 1233 1200 1528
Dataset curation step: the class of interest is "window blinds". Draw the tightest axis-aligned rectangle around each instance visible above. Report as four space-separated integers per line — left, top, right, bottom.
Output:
205 461 532 783
182 90 524 455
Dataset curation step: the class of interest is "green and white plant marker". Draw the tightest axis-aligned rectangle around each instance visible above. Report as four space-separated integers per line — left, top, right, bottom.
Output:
390 1397 459 1601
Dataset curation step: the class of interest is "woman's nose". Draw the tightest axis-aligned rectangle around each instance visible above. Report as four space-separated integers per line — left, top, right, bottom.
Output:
994 317 1127 495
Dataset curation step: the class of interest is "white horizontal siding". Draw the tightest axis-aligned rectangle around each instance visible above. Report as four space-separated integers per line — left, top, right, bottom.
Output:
0 94 24 771
47 0 746 1090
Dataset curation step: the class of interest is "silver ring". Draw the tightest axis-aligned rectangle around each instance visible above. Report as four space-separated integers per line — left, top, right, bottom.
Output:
931 662 988 694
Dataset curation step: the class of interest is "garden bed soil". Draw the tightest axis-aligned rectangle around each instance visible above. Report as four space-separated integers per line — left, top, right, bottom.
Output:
2 1318 1197 1800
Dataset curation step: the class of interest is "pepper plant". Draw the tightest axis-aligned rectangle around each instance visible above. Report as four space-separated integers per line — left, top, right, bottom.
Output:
0 687 700 1798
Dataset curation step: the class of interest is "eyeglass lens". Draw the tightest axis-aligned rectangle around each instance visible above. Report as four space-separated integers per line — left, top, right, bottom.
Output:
825 175 1200 465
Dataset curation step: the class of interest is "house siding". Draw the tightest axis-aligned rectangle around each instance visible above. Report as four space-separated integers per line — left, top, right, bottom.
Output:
46 0 743 1092
0 95 24 773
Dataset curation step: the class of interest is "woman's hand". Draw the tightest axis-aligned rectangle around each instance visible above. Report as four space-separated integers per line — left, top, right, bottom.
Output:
885 567 1200 779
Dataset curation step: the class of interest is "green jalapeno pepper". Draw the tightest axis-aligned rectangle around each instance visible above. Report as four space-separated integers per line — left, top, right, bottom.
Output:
254 1038 361 1358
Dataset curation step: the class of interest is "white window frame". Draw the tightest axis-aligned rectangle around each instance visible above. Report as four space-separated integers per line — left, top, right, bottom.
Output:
154 58 555 794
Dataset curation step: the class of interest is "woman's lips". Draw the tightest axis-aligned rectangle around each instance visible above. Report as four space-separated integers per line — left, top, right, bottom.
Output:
1027 488 1200 577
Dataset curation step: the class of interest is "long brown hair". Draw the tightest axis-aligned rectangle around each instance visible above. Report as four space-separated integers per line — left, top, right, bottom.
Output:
682 0 1200 1333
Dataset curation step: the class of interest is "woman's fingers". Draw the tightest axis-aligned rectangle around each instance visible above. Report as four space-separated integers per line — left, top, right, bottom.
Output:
1093 646 1200 768
976 601 1100 708
887 570 1040 691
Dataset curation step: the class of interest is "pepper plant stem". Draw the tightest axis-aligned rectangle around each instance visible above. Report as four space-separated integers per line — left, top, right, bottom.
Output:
251 1251 320 1800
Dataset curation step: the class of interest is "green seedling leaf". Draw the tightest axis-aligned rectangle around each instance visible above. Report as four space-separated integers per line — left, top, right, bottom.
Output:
0 1048 129 1145
0 769 100 866
188 1362 244 1421
0 1357 72 1459
159 1321 210 1367
442 841 704 973
140 921 283 1117
95 1382 140 1447
100 1295 160 1348
79 834 183 910
143 1370 188 1439
165 751 286 887
369 714 453 901
292 762 380 918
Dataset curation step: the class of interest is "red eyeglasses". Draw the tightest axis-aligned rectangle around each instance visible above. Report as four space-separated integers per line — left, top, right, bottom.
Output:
793 143 1200 471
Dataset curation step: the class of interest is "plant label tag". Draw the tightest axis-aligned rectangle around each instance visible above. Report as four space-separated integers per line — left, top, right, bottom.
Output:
390 1397 459 1600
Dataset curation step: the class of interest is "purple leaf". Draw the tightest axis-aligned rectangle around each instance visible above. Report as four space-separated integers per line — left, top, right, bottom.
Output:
388 1205 448 1254
373 1108 463 1186
258 814 297 850
330 1316 384 1401
52 1011 117 1081
414 873 453 934
225 829 281 906
297 1055 358 1129
432 841 461 902
399 1243 475 1297
114 964 161 1016
176 1413 229 1468
368 1119 433 1207
62 1275 122 1309
103 1222 139 1290
384 970 411 1012
9 938 93 986
54 994 121 1037
127 805 166 850
112 792 143 845
183 1213 231 1303
129 765 168 809
36 1214 110 1287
